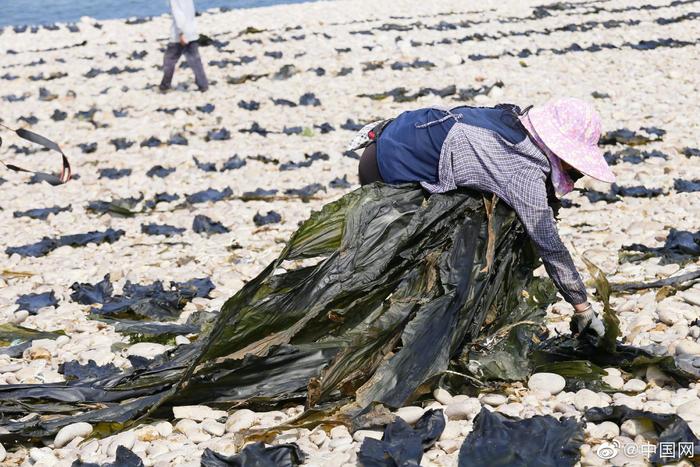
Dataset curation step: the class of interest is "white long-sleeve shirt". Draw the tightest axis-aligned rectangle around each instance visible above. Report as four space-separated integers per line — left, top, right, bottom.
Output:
169 0 198 43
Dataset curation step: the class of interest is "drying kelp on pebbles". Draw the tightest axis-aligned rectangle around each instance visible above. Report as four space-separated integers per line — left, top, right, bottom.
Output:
0 184 547 441
0 184 695 460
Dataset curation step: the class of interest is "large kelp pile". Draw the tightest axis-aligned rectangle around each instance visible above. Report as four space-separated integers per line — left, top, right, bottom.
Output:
0 184 697 453
0 184 541 441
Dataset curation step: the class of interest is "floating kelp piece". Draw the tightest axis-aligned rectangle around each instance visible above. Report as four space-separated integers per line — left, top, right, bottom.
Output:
193 156 217 172
2 93 30 102
174 278 215 299
205 128 231 141
106 66 143 75
84 68 102 78
227 73 268 85
358 409 445 467
129 50 148 60
146 164 177 178
0 324 64 356
329 175 351 189
168 133 188 146
248 155 279 165
193 215 230 235
92 277 212 321
196 103 215 113
623 229 700 258
221 155 247 171
140 136 162 148
337 67 353 76
156 107 179 115
283 183 326 200
110 319 199 345
98 168 132 180
142 223 186 237
13 205 71 220
280 152 329 171
282 126 303 135
613 183 663 198
314 123 335 133
144 192 180 209
598 128 659 146
87 195 143 216
378 23 413 32
675 178 700 193
309 67 326 76
640 126 666 137
299 92 321 106
585 406 699 464
201 443 305 467
59 360 120 382
358 87 408 101
340 119 366 131
6 228 125 258
458 408 584 467
238 100 260 111
239 122 270 137
683 147 700 158
16 291 59 314
265 51 283 59
253 210 282 226
186 187 233 204
591 91 610 99
39 87 58 101
390 58 436 70
343 150 360 160
629 38 694 51
455 81 505 101
70 274 113 305
336 47 351 53
273 64 298 80
1 73 20 81
110 138 135 151
271 98 297 107
240 188 278 201
51 109 68 121
579 188 620 204
79 142 97 154
18 115 39 125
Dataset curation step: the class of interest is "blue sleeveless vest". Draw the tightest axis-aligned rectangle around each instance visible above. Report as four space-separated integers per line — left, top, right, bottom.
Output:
376 105 528 184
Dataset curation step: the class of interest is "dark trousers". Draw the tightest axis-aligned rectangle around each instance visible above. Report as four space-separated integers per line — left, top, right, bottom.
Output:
160 42 208 91
358 142 383 185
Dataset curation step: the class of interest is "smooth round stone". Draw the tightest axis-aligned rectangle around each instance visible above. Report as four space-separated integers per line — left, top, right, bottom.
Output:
330 425 351 439
623 379 647 392
437 439 461 454
433 388 453 405
126 342 167 359
0 442 6 463
621 419 656 437
173 405 227 421
676 340 700 356
107 431 136 456
646 366 672 386
528 373 566 395
677 399 700 421
155 421 173 437
309 428 327 447
604 368 622 377
136 425 160 442
444 399 480 421
352 430 382 443
481 393 507 406
602 374 625 390
396 406 424 425
175 419 198 434
54 422 93 448
175 335 190 346
586 421 620 440
573 389 606 411
439 421 462 441
226 409 256 432
201 419 225 437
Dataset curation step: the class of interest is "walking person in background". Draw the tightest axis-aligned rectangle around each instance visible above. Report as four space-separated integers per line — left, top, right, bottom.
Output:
159 0 209 92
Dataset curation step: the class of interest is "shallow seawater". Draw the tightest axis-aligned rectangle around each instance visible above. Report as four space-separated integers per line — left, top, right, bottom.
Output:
0 0 320 27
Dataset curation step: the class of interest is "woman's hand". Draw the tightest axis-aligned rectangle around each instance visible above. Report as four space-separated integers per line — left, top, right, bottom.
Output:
570 302 605 337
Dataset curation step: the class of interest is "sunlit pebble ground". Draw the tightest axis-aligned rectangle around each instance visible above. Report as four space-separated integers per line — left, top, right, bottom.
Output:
0 0 699 465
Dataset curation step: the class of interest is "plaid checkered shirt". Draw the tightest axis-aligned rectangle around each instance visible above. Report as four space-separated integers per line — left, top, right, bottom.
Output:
421 122 588 305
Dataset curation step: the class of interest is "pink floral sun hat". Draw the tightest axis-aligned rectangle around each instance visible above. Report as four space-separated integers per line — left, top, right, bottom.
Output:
520 97 616 187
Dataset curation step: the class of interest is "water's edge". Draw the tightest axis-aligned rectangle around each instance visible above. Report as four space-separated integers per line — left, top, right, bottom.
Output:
0 0 319 28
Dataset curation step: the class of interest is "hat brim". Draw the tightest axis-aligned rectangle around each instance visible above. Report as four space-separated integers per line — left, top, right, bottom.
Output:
527 106 616 183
